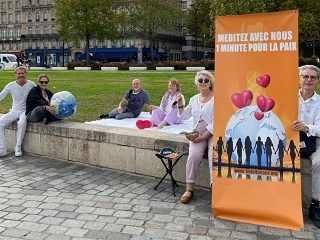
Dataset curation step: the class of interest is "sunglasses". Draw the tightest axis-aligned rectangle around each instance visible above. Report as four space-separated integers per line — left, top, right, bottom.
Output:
197 78 210 83
39 81 49 84
301 75 318 81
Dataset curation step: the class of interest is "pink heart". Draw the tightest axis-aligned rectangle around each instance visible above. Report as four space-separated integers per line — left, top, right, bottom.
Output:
256 75 270 88
256 95 275 112
136 120 152 129
231 90 253 109
254 112 264 120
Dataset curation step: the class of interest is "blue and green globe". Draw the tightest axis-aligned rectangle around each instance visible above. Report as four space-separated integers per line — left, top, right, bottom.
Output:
50 91 77 119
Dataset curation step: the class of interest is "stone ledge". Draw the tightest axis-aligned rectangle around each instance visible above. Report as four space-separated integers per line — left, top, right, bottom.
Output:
3 116 210 189
186 67 205 71
156 67 175 71
129 67 147 71
101 67 118 71
51 67 68 70
30 67 46 70
74 67 91 70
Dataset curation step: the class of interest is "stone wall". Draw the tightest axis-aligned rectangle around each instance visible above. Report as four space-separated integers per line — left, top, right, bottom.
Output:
3 117 311 208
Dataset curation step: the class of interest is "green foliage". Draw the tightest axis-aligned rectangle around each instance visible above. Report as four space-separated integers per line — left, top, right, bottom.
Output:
54 0 120 66
185 0 320 46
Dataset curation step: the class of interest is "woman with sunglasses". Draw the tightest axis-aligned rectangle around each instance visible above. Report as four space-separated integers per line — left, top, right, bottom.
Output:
26 74 59 125
177 70 214 204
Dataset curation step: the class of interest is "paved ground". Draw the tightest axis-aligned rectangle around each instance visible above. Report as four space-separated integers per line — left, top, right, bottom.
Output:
0 152 319 240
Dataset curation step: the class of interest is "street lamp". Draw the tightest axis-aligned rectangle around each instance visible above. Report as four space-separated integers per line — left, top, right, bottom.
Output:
190 3 198 61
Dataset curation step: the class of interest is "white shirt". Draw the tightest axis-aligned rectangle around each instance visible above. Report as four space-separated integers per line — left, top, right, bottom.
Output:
0 80 36 112
298 90 320 137
180 93 214 134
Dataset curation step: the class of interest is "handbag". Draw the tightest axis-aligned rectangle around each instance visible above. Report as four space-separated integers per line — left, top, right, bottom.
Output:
300 131 317 157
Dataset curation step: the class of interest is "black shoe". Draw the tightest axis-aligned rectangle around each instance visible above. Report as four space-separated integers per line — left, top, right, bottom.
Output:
308 202 320 228
43 118 48 125
99 114 109 119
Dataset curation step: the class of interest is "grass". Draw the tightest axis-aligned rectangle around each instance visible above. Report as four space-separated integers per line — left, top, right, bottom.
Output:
0 70 202 122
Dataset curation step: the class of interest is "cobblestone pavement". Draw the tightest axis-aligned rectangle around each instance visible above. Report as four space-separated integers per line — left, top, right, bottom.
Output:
0 153 319 240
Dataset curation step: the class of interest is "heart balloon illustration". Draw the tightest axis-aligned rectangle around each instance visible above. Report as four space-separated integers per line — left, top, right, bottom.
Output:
254 111 264 120
256 95 275 112
136 120 152 129
256 75 270 88
231 90 253 109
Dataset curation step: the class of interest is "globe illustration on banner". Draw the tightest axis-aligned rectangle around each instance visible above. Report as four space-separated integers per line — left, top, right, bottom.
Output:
225 106 286 167
50 91 77 119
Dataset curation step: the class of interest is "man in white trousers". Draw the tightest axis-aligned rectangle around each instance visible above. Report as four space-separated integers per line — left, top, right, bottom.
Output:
0 66 35 157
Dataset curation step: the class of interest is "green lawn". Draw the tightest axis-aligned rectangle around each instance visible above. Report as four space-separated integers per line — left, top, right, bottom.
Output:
0 70 203 122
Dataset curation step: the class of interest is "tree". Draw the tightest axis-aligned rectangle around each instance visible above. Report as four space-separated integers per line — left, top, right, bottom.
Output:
54 0 121 66
127 0 185 62
186 0 320 57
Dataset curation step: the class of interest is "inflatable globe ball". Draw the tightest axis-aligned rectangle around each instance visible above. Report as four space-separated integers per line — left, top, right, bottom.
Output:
50 91 77 119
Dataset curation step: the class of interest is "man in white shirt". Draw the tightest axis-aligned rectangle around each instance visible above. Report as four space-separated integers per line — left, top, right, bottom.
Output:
292 64 320 228
0 66 35 157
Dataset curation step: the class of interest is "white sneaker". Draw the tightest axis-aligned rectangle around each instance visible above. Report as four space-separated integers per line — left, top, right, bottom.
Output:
0 149 7 157
15 146 22 157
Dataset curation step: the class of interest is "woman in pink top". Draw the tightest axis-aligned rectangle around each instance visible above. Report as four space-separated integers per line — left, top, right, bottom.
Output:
150 78 185 129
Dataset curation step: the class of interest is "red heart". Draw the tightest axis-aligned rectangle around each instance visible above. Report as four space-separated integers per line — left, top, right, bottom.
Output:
231 90 253 109
254 111 264 120
256 75 270 88
256 95 275 112
136 120 152 129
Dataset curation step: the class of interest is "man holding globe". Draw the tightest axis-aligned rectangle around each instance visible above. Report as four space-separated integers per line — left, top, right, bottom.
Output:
0 66 35 157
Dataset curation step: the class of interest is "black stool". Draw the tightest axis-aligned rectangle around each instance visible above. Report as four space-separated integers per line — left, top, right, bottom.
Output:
154 147 184 196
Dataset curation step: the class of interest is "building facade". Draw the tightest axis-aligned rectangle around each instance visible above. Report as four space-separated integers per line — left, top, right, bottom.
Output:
0 0 213 67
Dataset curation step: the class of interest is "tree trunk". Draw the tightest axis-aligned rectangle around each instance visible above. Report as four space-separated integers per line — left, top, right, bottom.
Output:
85 34 90 67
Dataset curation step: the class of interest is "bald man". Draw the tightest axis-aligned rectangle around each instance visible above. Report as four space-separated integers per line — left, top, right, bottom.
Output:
99 79 151 120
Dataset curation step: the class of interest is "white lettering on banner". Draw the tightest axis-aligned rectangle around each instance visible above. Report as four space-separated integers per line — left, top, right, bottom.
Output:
220 44 247 52
279 42 297 51
271 31 292 40
248 43 268 52
217 33 248 42
249 32 269 41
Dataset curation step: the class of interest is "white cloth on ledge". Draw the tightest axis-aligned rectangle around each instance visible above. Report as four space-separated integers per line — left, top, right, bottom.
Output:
85 112 194 134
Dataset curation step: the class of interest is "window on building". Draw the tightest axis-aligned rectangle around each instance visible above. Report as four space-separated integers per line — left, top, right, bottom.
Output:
15 13 20 23
130 39 135 47
121 39 125 48
2 43 5 51
36 26 40 34
15 1 20 9
102 40 107 47
8 14 13 24
2 29 6 40
8 2 13 9
44 0 48 4
16 42 21 49
93 39 98 47
28 41 32 48
2 14 6 24
29 0 32 6
16 28 20 39
51 12 55 21
43 11 47 21
9 42 13 50
9 29 13 40
28 13 32 22
36 41 40 48
36 12 40 22
43 26 48 34
43 40 48 48
37 0 40 4
28 27 32 34
51 25 55 33
51 40 56 48
111 40 116 47
1 2 6 11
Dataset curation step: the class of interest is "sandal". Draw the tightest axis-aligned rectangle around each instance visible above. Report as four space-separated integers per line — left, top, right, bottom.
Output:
180 189 194 204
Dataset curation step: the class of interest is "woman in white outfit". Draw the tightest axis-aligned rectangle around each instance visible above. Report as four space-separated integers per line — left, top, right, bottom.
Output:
177 70 214 204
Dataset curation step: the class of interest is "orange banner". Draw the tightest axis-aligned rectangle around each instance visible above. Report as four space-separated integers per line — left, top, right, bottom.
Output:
212 10 303 230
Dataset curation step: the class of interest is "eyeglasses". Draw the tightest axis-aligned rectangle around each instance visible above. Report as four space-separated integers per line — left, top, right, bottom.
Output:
39 81 48 84
301 75 318 81
198 78 210 83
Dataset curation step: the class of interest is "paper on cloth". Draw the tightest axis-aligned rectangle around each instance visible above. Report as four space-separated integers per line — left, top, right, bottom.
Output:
85 112 194 134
